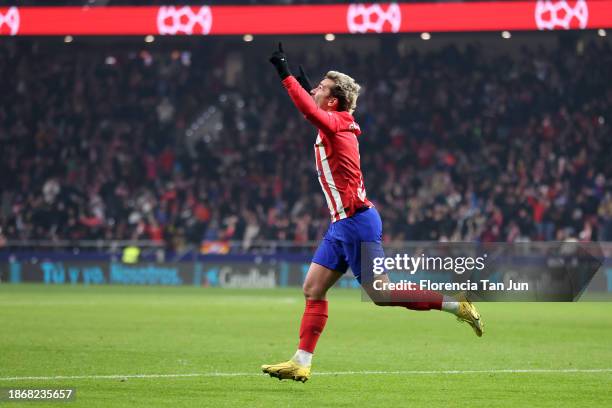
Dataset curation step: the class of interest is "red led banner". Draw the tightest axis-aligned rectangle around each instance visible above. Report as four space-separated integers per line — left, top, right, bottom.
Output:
0 1 611 36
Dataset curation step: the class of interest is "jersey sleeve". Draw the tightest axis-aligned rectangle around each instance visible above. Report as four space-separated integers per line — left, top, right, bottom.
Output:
282 76 339 134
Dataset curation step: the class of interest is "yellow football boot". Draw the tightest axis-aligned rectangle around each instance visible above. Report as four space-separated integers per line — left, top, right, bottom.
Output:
456 294 484 337
261 359 311 383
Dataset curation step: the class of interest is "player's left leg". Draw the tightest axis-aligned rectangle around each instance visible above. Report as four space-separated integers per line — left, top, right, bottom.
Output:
261 263 343 382
298 261 344 355
262 230 347 383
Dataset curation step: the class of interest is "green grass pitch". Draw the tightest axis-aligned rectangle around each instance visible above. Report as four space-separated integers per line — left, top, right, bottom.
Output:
1 284 611 407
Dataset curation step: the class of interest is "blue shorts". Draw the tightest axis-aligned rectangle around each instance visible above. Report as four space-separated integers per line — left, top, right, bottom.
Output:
312 207 385 283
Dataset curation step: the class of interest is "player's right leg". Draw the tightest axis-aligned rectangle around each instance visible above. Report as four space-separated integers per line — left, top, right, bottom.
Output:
364 272 483 337
262 261 344 382
347 208 483 336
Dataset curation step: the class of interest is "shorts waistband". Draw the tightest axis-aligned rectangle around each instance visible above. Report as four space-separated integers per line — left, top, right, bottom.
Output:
354 206 372 214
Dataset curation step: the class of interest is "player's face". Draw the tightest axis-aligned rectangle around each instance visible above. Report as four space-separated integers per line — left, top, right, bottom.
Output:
312 78 338 111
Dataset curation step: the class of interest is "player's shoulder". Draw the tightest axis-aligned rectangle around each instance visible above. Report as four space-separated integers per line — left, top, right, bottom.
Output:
332 111 361 136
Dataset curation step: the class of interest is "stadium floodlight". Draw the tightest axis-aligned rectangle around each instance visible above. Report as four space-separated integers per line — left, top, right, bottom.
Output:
421 32 431 40
324 33 335 41
502 30 512 38
243 34 253 42
63 35 73 43
598 28 607 36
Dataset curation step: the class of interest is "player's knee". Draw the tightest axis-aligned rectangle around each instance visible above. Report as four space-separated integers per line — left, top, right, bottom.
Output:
361 286 390 306
303 281 326 300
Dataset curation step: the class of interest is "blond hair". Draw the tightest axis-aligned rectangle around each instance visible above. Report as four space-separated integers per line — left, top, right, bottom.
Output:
325 71 361 114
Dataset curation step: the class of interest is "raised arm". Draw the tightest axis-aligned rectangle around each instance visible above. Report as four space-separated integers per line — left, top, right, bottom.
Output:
282 76 338 133
269 43 338 134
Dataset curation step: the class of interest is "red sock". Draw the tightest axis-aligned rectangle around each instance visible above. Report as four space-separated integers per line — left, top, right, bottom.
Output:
389 289 443 311
298 299 328 353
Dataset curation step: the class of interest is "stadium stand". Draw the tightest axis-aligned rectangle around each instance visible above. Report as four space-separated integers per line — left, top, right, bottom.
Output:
0 35 610 249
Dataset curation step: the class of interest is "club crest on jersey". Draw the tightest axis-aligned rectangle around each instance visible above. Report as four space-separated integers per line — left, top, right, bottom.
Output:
349 122 360 131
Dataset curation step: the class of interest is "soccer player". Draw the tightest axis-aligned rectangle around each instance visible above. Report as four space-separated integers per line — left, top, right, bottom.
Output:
262 44 483 383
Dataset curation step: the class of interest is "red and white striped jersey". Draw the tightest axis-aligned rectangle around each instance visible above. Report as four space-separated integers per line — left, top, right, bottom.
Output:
282 76 372 222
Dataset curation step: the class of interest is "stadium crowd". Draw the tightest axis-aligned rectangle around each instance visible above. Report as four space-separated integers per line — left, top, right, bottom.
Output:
0 36 610 250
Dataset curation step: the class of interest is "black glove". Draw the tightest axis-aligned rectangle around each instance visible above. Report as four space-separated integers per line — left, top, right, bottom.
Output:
296 65 313 92
269 42 291 80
